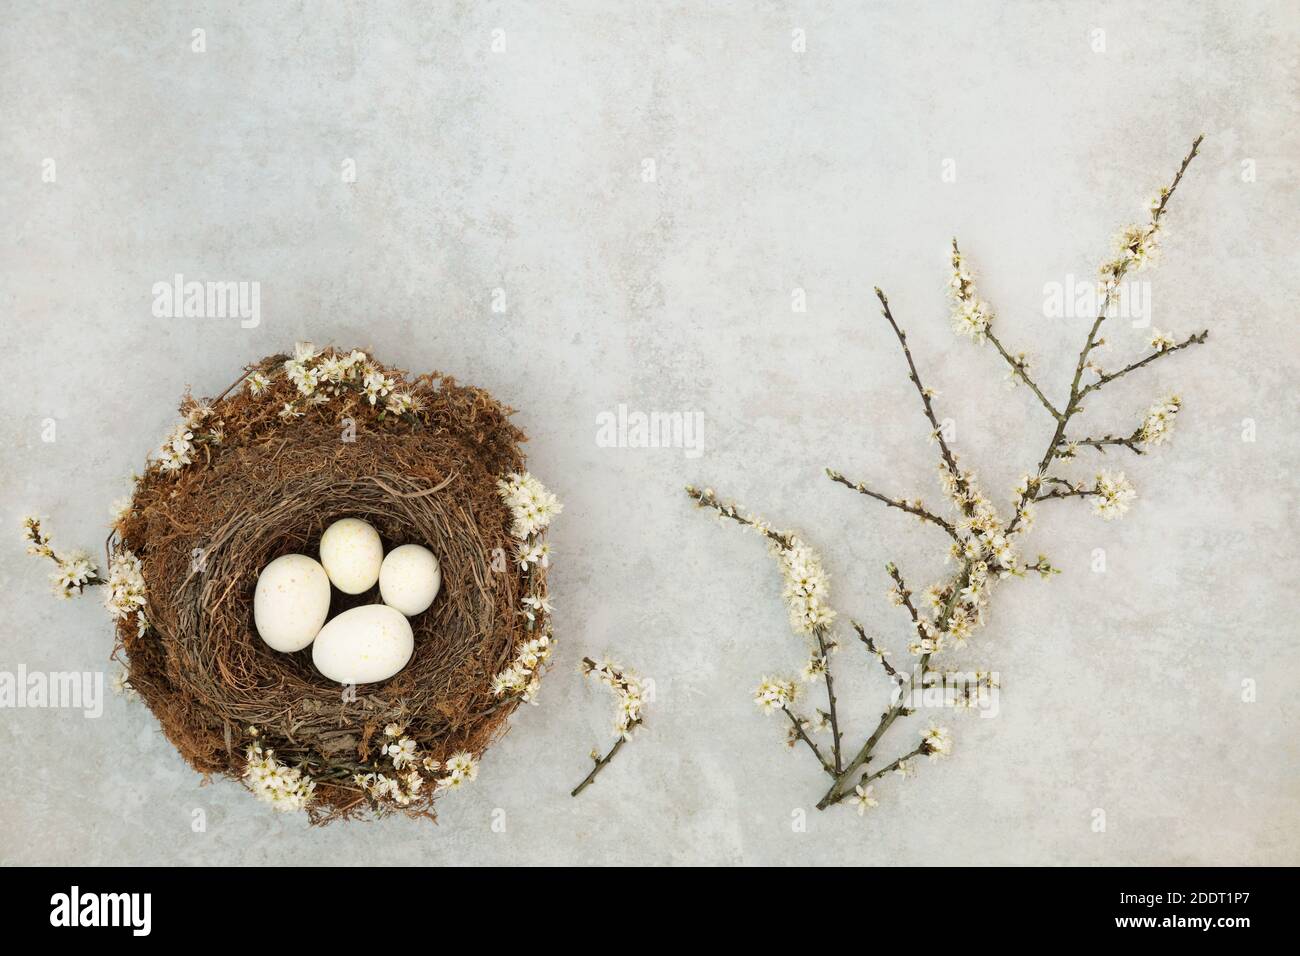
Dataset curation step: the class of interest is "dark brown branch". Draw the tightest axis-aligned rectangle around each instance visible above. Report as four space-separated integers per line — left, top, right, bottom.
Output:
1078 330 1209 399
1070 430 1145 455
820 743 930 809
951 238 1062 421
851 621 899 678
816 561 972 810
874 288 969 504
1005 136 1204 537
825 468 959 540
570 737 627 797
1034 486 1095 502
685 486 794 550
783 705 835 776
813 627 843 773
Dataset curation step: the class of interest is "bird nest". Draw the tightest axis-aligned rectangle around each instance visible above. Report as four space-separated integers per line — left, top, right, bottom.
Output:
101 346 559 823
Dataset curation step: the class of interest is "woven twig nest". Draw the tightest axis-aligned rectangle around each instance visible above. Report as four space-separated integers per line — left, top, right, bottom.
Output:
101 346 559 823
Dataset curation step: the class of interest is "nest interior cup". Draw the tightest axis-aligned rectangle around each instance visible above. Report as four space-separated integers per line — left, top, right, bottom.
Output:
114 350 543 822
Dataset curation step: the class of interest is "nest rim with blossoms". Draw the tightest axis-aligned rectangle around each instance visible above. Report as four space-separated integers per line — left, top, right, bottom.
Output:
37 344 561 824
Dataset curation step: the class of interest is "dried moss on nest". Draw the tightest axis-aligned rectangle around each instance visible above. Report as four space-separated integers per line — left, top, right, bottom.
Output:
111 349 542 823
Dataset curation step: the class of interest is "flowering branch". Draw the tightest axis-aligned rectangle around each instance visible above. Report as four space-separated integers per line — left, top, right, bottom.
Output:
952 239 1062 421
875 288 964 488
851 621 899 678
21 517 104 598
571 657 645 796
781 703 835 774
687 137 1211 817
1078 331 1208 398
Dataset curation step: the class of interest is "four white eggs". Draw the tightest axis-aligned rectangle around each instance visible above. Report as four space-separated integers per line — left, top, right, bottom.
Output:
252 517 443 683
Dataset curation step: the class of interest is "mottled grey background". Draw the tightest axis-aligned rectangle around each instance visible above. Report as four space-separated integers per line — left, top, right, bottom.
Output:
2 1 1297 865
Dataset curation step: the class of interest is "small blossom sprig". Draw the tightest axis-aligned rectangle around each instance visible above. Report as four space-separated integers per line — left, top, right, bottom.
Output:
153 401 225 474
103 548 149 636
250 342 427 431
21 517 104 599
349 722 480 812
24 515 151 634
492 471 562 703
492 633 555 702
687 137 1210 815
685 486 847 772
571 657 646 797
244 726 316 813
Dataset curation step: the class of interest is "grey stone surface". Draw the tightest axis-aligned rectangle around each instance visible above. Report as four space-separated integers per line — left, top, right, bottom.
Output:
1 1 1297 865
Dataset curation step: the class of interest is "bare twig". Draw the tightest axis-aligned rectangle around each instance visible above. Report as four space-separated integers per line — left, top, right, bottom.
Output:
1070 430 1146 455
952 237 1061 421
1078 330 1210 399
571 738 626 797
851 621 899 678
783 705 836 775
826 468 959 540
813 626 843 773
874 288 968 501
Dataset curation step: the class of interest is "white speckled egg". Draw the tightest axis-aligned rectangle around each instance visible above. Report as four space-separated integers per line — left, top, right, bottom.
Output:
311 604 414 684
379 544 441 616
253 553 331 652
319 517 384 594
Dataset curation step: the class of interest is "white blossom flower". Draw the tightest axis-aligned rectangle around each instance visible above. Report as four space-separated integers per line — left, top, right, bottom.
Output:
800 655 828 683
154 421 194 473
110 497 133 523
244 737 315 812
520 593 554 622
581 657 645 740
385 391 420 416
492 633 555 703
384 737 417 770
1093 470 1136 520
245 371 270 395
111 668 136 699
515 541 552 571
1148 329 1177 351
497 472 563 539
952 298 993 342
777 539 836 633
948 246 994 342
1139 395 1181 446
51 549 97 599
1100 224 1160 289
103 549 147 620
850 784 879 815
362 367 396 405
923 724 953 760
436 751 479 790
753 676 797 714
